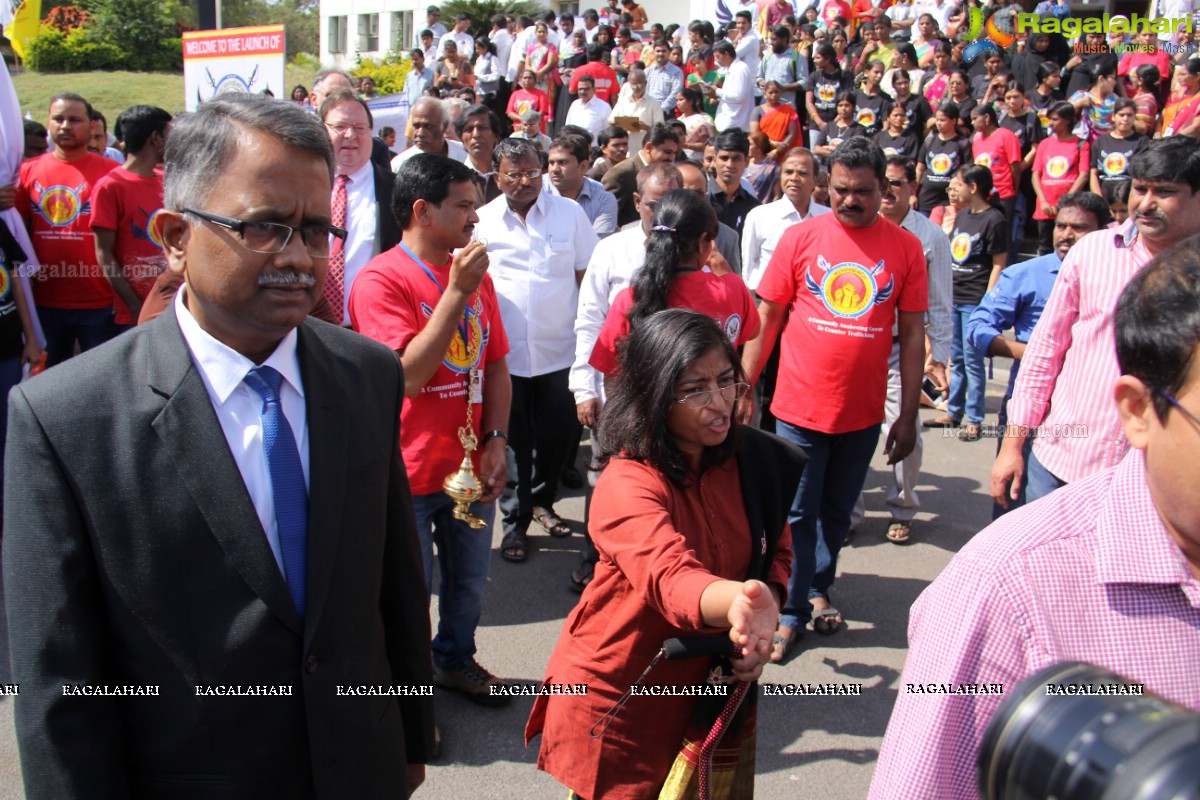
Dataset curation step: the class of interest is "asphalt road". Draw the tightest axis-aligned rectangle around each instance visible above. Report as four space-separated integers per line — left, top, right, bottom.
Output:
0 364 1010 800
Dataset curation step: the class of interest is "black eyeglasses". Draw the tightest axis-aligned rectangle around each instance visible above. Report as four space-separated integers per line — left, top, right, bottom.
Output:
183 208 346 258
1154 387 1200 431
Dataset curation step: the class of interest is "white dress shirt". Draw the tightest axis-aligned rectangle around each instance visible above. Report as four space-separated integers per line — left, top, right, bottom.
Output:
338 159 380 325
509 26 536 81
391 140 469 172
415 21 447 48
174 288 309 576
437 30 475 59
475 190 599 377
570 224 647 403
715 59 754 132
607 93 665 154
899 208 953 365
740 197 831 291
735 32 761 82
565 95 613 141
490 28 514 74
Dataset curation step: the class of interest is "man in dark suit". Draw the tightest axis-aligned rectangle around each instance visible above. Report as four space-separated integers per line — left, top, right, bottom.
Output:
601 122 681 227
311 88 402 325
3 94 434 800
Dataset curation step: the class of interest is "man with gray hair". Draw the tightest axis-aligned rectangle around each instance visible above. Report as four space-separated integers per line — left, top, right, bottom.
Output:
308 66 353 112
391 97 469 170
3 94 434 798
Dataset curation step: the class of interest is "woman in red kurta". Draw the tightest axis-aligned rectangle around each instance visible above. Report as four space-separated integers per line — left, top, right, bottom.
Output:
526 309 804 800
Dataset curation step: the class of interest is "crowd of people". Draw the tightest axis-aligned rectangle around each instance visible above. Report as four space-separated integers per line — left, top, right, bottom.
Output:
4 0 1200 797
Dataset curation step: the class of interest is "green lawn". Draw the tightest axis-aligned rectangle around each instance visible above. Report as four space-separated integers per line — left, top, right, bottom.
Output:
11 65 314 125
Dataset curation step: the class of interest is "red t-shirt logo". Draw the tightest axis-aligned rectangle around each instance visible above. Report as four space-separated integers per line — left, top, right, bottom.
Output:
805 255 894 319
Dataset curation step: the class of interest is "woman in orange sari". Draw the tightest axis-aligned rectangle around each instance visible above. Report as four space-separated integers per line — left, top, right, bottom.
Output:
749 81 799 163
1161 58 1200 137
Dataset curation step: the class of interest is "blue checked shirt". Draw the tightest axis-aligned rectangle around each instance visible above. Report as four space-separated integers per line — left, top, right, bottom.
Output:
645 63 684 113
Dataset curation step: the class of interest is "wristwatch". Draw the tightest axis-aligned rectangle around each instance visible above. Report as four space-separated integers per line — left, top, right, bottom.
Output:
481 430 508 447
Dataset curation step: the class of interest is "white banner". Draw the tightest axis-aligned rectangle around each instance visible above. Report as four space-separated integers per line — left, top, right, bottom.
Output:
182 25 287 111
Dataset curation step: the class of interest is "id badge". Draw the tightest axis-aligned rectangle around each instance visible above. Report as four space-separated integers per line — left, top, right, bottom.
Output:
470 367 483 403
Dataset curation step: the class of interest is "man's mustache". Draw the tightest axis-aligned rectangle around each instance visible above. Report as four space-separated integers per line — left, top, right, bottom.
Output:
259 272 316 287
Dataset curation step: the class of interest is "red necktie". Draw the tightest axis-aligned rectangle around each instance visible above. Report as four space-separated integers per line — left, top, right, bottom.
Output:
316 174 349 325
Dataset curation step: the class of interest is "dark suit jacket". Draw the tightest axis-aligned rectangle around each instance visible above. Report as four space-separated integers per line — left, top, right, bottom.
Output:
601 152 648 228
372 164 402 253
3 303 434 800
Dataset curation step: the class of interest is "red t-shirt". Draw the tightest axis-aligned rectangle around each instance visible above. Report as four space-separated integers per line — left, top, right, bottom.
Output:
89 167 168 325
16 152 119 309
823 0 852 26
756 213 928 434
571 61 620 104
1032 135 1089 220
348 244 510 496
507 88 551 131
589 270 760 374
972 127 1022 200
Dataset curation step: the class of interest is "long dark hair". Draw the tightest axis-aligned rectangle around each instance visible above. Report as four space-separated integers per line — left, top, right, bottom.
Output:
628 189 719 330
597 309 742 485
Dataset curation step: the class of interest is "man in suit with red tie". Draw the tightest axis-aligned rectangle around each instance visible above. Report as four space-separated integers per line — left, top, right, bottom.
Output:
311 88 401 326
3 94 433 799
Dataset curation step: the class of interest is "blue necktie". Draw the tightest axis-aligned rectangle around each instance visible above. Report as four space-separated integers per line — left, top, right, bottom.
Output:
244 366 308 618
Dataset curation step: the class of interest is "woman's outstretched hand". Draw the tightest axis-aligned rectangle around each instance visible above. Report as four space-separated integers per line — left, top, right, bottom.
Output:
726 580 779 682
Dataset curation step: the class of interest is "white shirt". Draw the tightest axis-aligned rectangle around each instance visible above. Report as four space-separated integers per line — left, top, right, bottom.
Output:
715 59 754 132
565 95 613 140
391 139 469 172
735 32 761 81
490 28 514 73
415 21 447 48
570 224 647 403
607 93 665 154
437 30 475 59
740 197 831 291
734 0 760 29
509 27 536 81
174 288 309 577
475 190 599 377
338 159 379 325
899 208 953 365
403 66 434 108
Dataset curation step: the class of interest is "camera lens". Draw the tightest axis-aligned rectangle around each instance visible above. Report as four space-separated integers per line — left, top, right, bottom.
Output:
978 662 1200 800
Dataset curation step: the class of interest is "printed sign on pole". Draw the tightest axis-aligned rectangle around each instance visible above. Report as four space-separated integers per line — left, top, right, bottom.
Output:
183 25 287 111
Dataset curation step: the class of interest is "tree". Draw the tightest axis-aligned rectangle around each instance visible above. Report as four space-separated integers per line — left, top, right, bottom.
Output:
85 0 179 70
439 0 546 43
221 0 318 60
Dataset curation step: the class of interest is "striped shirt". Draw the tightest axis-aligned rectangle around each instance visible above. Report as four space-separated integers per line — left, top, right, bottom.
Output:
869 449 1200 800
1004 220 1151 483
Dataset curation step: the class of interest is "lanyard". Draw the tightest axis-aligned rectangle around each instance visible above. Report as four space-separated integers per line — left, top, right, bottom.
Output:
399 241 475 362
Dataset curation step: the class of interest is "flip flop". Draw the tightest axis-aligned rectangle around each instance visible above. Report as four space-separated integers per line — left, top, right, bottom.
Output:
770 626 799 663
922 414 960 428
886 519 913 544
500 530 528 562
812 606 843 635
533 506 572 538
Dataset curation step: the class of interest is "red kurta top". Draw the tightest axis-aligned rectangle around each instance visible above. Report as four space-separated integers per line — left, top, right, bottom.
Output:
526 455 792 800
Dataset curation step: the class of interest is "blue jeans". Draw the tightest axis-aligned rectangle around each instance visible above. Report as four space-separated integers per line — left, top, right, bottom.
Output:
1009 192 1028 266
948 303 987 426
410 492 496 671
777 420 881 630
36 306 122 367
1025 448 1067 504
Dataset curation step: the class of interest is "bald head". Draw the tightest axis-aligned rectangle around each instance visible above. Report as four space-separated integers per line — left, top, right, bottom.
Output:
636 162 684 234
675 159 709 194
310 68 353 110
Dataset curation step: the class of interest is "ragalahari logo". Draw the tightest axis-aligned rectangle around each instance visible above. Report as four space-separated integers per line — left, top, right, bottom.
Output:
961 7 1018 63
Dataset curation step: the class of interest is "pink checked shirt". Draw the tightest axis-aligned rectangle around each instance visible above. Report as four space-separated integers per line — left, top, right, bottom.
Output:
1005 220 1151 483
868 449 1200 800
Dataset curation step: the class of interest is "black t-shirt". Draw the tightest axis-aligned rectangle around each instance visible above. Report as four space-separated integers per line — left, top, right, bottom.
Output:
952 96 977 131
853 89 889 136
1090 132 1148 191
710 185 760 235
917 134 972 211
0 247 23 359
815 120 867 153
808 69 852 124
1001 110 1044 194
873 128 921 159
950 205 1010 305
1028 89 1061 138
899 93 933 138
